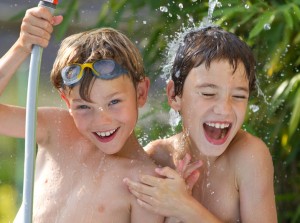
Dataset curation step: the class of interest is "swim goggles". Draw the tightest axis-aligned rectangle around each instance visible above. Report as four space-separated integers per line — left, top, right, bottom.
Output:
61 59 129 86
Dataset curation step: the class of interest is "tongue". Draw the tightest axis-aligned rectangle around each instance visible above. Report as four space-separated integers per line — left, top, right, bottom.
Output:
204 125 223 140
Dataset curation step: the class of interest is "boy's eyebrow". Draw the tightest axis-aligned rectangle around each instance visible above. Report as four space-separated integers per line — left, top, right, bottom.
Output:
196 83 249 92
234 86 250 93
72 99 85 103
71 92 122 103
104 92 122 99
196 83 217 89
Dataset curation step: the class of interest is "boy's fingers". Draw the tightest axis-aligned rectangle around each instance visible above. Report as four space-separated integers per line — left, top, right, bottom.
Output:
155 166 179 180
175 159 184 177
183 160 203 179
186 170 200 191
182 153 191 170
28 7 53 23
21 23 51 41
52 15 63 26
123 178 154 196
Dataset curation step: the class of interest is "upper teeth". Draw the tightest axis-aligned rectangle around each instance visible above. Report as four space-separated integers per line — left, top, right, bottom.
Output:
206 122 230 129
96 129 117 137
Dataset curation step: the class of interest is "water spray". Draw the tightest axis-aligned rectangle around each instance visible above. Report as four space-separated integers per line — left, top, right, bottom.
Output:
23 1 58 222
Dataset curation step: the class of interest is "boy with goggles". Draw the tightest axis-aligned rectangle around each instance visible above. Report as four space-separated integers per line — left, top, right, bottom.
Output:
0 7 163 223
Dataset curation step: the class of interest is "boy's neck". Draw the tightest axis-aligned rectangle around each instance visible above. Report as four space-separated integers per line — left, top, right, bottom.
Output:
179 132 218 167
113 133 148 161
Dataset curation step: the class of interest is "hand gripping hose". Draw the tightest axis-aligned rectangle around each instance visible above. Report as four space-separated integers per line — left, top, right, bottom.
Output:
23 1 58 222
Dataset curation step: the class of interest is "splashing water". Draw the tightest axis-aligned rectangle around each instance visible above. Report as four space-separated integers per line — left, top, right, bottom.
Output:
249 104 260 113
160 0 219 82
169 108 181 129
208 0 219 23
160 6 168 13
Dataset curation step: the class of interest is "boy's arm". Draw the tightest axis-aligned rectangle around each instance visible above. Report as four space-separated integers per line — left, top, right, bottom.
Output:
237 138 277 222
0 7 62 140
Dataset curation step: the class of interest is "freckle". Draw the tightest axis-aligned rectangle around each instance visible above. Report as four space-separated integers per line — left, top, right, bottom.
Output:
44 179 48 184
98 205 105 213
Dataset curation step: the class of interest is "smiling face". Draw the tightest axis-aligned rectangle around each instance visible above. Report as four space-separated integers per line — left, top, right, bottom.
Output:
63 75 148 155
169 60 249 157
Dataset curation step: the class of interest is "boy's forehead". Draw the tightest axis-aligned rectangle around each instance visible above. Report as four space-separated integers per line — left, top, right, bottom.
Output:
68 75 134 99
189 60 249 84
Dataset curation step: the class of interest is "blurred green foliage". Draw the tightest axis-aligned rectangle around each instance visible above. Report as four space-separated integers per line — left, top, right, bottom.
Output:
1 0 300 222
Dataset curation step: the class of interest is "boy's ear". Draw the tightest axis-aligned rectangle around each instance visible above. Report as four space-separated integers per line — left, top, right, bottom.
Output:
167 80 182 111
137 77 150 107
59 91 71 108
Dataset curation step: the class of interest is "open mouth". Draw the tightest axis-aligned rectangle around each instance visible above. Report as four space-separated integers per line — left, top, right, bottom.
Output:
203 122 231 145
93 127 119 142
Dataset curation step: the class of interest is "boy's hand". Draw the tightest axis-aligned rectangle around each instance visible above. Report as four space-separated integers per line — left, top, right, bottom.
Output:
123 158 202 220
124 167 189 218
18 7 63 53
175 153 202 193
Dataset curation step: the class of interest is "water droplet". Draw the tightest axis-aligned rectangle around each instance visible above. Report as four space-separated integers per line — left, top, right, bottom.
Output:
249 104 259 113
169 108 181 128
160 6 168 12
179 3 183 9
264 23 271 30
143 21 147 24
245 4 250 9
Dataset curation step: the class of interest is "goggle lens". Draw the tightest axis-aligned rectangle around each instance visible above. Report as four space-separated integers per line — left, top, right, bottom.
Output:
61 59 128 86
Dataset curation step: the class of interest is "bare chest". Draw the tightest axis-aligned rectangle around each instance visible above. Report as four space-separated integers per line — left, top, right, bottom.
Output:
192 166 241 222
32 152 132 223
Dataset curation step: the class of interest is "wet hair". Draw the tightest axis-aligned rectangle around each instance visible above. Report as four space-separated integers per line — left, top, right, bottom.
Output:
171 26 256 96
50 28 145 101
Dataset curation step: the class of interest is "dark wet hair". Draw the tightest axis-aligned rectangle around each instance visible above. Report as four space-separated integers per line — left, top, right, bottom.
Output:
171 26 256 96
50 28 145 101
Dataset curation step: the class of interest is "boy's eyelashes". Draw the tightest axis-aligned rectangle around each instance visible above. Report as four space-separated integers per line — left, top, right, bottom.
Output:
233 95 248 99
72 99 121 110
109 99 121 106
200 92 248 100
76 104 90 110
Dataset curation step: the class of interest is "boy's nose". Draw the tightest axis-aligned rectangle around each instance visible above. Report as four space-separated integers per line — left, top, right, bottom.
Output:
213 98 232 115
95 107 112 123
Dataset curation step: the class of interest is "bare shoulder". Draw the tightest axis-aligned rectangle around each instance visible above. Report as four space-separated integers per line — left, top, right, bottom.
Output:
229 130 271 156
228 130 274 183
144 134 181 168
37 107 79 145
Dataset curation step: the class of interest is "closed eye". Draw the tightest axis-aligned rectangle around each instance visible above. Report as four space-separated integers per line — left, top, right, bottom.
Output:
233 95 248 99
202 93 216 97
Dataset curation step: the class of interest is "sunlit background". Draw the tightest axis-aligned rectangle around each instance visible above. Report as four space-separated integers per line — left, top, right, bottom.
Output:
0 0 300 222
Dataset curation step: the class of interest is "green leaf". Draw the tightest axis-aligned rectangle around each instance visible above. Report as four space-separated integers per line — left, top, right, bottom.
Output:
249 11 274 39
292 4 300 21
283 8 294 29
289 87 300 136
55 0 79 40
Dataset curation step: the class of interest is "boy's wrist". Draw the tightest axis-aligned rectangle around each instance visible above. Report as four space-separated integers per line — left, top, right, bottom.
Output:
13 40 32 55
177 196 205 223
